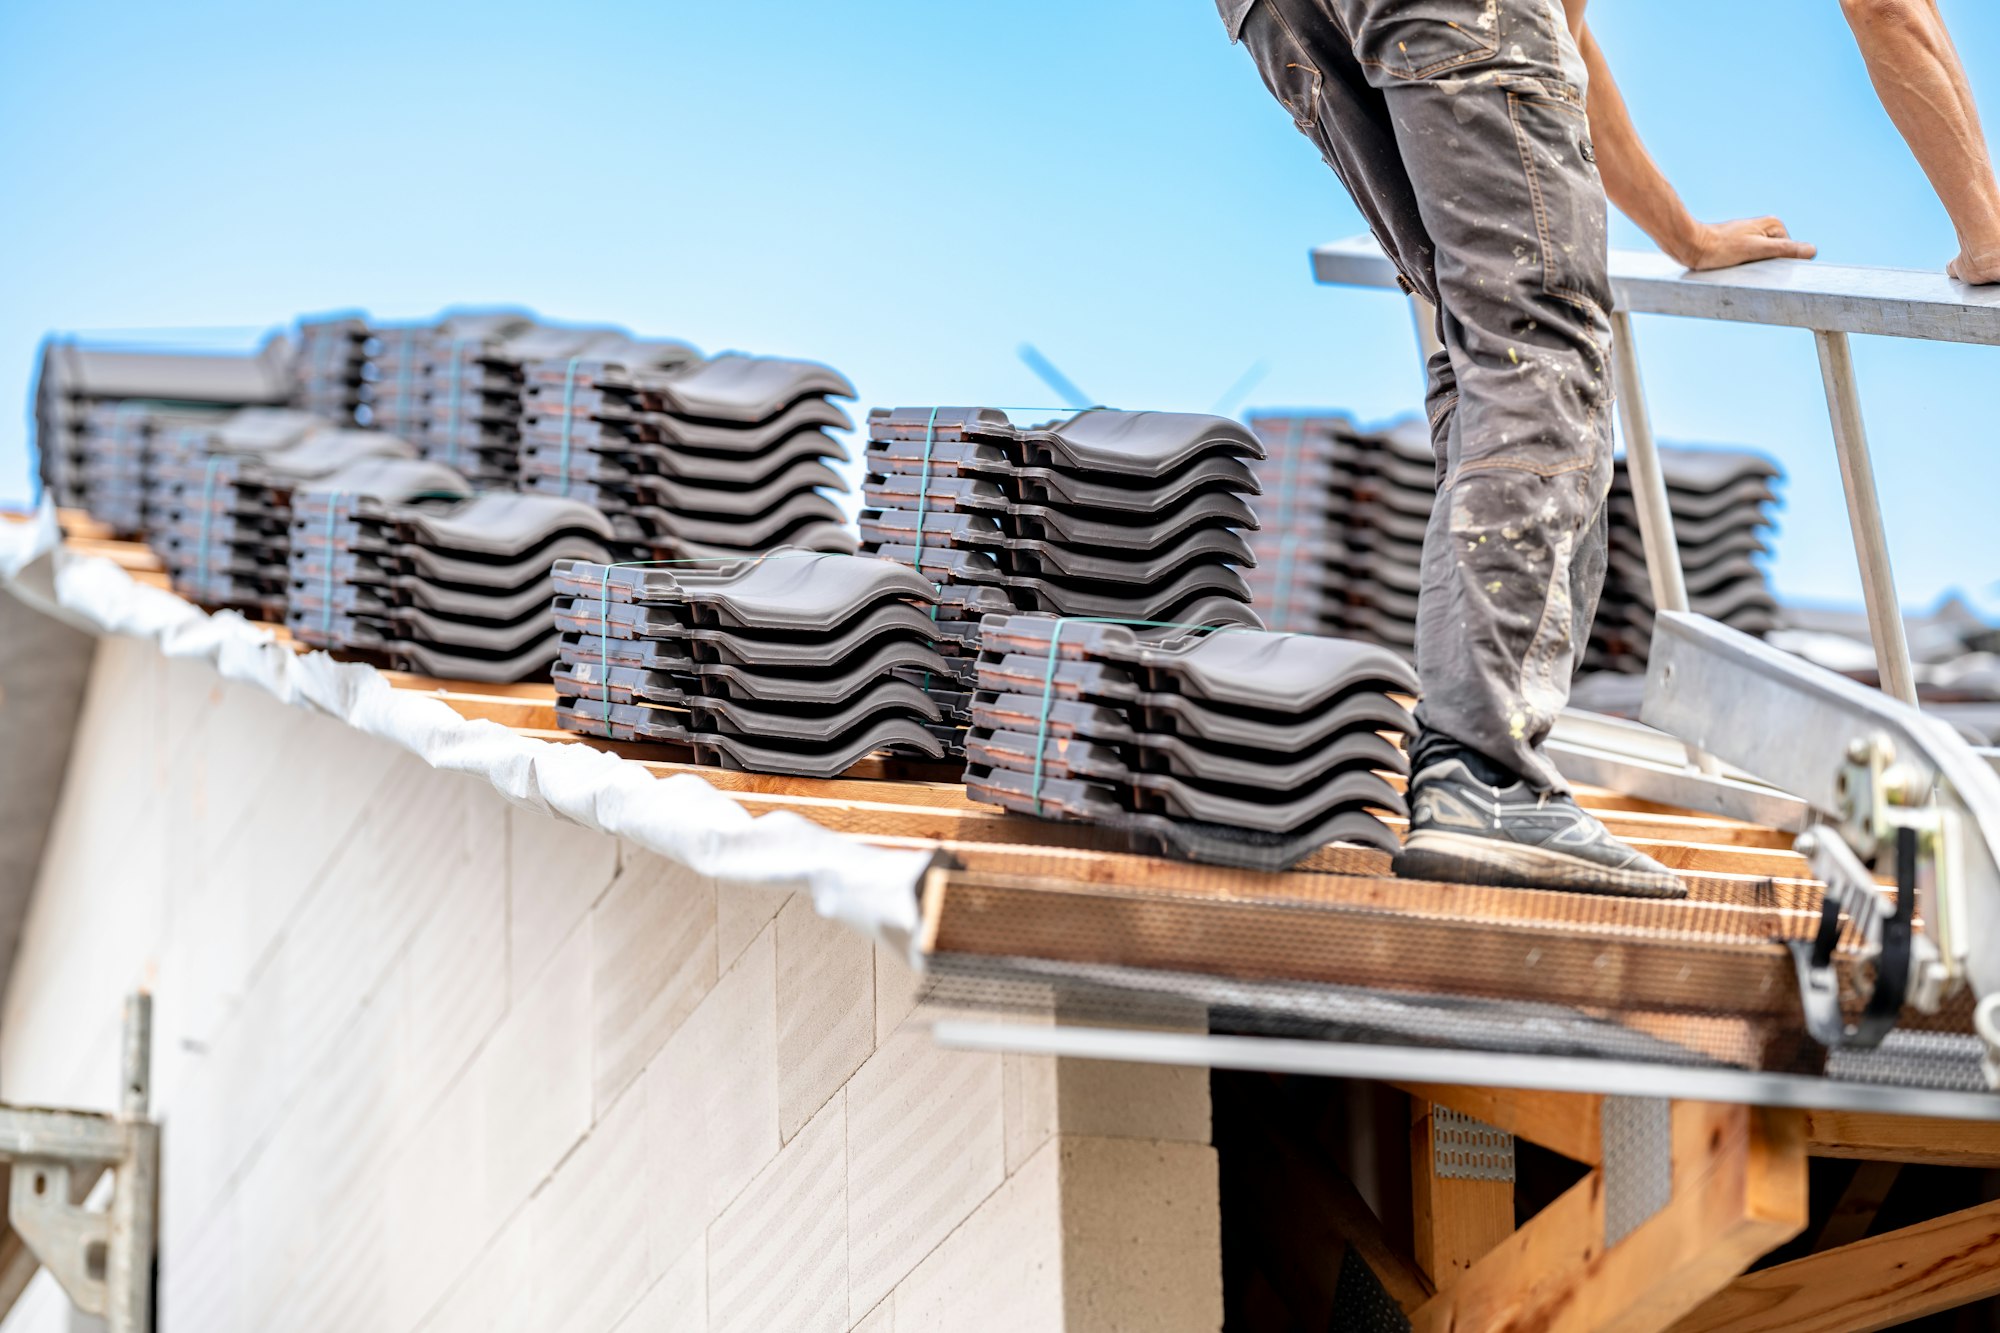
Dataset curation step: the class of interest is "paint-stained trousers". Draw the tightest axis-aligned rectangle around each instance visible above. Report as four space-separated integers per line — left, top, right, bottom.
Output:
1220 0 1614 791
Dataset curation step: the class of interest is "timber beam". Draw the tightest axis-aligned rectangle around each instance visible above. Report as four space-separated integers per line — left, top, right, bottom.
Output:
1674 1194 2000 1332
1413 1100 1807 1333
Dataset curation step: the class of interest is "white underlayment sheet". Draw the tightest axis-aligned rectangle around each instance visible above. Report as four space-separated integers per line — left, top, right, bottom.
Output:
0 503 933 950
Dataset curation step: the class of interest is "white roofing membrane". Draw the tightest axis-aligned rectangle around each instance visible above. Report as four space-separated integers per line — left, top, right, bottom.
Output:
0 503 932 953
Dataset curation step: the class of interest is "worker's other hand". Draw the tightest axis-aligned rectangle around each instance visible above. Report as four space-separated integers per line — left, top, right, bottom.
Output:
1677 217 1817 271
1947 245 2000 285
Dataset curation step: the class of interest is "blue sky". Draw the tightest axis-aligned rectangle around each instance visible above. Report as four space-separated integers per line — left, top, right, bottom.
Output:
3 0 1995 612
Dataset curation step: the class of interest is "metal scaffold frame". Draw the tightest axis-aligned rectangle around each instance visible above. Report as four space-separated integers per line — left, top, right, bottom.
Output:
0 992 158 1332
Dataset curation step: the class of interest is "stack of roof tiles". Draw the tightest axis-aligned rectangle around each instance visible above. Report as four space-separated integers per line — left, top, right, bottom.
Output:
34 335 294 512
74 402 230 537
549 554 949 776
372 320 691 487
287 491 611 681
519 352 857 558
1589 448 1783 673
149 411 418 618
1241 413 1434 646
355 312 528 442
293 317 371 424
859 407 1267 749
1243 413 1782 672
963 615 1416 870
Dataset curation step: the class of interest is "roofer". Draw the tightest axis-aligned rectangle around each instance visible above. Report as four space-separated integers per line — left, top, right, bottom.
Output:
1215 0 2000 899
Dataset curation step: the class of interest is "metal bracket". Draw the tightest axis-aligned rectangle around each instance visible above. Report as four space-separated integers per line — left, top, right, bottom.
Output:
0 993 157 1333
1601 1096 1673 1248
10 1160 110 1315
1788 826 1923 1050
1431 1107 1514 1182
1643 613 2000 1080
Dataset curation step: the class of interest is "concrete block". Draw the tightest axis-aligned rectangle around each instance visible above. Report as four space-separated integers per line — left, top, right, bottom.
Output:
845 1028 1005 1315
480 921 593 1219
529 1085 651 1333
616 1237 705 1331
295 983 409 1236
397 785 509 1124
1003 1053 1059 1175
234 1107 318 1328
1059 1137 1223 1333
873 942 923 1043
775 894 873 1141
385 1065 489 1331
284 1185 393 1333
643 923 779 1269
1006 1055 1212 1172
707 1095 847 1333
274 762 501 1104
890 1140 1064 1333
509 808 619 999
158 1196 241 1333
419 1209 531 1333
715 879 794 971
592 848 717 1115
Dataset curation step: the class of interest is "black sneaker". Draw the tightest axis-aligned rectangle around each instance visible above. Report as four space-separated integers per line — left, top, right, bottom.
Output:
1397 749 1686 899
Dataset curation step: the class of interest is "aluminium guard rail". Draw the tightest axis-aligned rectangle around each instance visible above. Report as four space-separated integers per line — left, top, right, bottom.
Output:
1310 234 2000 714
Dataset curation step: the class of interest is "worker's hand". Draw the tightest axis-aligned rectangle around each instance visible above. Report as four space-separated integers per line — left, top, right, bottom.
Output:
1676 217 1817 271
1947 245 2000 285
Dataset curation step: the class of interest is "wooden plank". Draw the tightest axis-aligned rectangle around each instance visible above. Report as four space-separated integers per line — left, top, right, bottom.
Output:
1397 1083 1603 1165
928 874 1811 1019
1805 1110 2000 1167
1413 1102 1808 1333
1410 1097 1514 1293
387 681 558 730
55 509 117 541
1674 1194 2000 1333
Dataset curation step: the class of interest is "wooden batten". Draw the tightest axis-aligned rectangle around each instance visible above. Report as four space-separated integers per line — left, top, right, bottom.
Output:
1674 1195 2000 1332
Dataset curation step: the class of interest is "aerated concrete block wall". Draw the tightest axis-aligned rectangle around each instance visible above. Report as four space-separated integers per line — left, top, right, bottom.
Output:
0 633 1223 1332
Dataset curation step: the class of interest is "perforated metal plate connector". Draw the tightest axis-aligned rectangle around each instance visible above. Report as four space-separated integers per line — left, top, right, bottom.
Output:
1602 1095 1672 1247
1432 1106 1514 1181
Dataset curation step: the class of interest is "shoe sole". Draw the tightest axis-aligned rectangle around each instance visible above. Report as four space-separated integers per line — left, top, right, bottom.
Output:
1396 830 1688 899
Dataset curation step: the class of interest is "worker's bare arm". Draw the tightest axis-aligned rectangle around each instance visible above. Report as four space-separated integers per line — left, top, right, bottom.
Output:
1575 23 1817 271
1841 0 2000 284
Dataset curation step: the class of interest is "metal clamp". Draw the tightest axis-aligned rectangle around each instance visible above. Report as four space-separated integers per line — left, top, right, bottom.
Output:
1788 826 1920 1050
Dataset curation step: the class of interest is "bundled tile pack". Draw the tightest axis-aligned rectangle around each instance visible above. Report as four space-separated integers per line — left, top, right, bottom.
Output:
1591 448 1782 673
74 402 232 536
519 353 856 558
150 409 421 617
293 317 372 425
859 407 1267 749
364 319 694 487
34 336 295 517
549 554 949 776
963 616 1417 869
1244 413 1783 672
288 492 610 680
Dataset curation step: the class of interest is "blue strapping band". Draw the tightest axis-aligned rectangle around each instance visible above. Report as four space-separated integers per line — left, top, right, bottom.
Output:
445 337 466 470
193 456 226 597
559 355 583 499
1024 613 1253 808
320 491 343 640
910 406 940 572
586 550 821 728
1268 417 1307 626
396 329 417 429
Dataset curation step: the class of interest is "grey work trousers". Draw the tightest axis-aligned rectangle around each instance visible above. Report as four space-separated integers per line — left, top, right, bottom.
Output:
1223 0 1615 792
